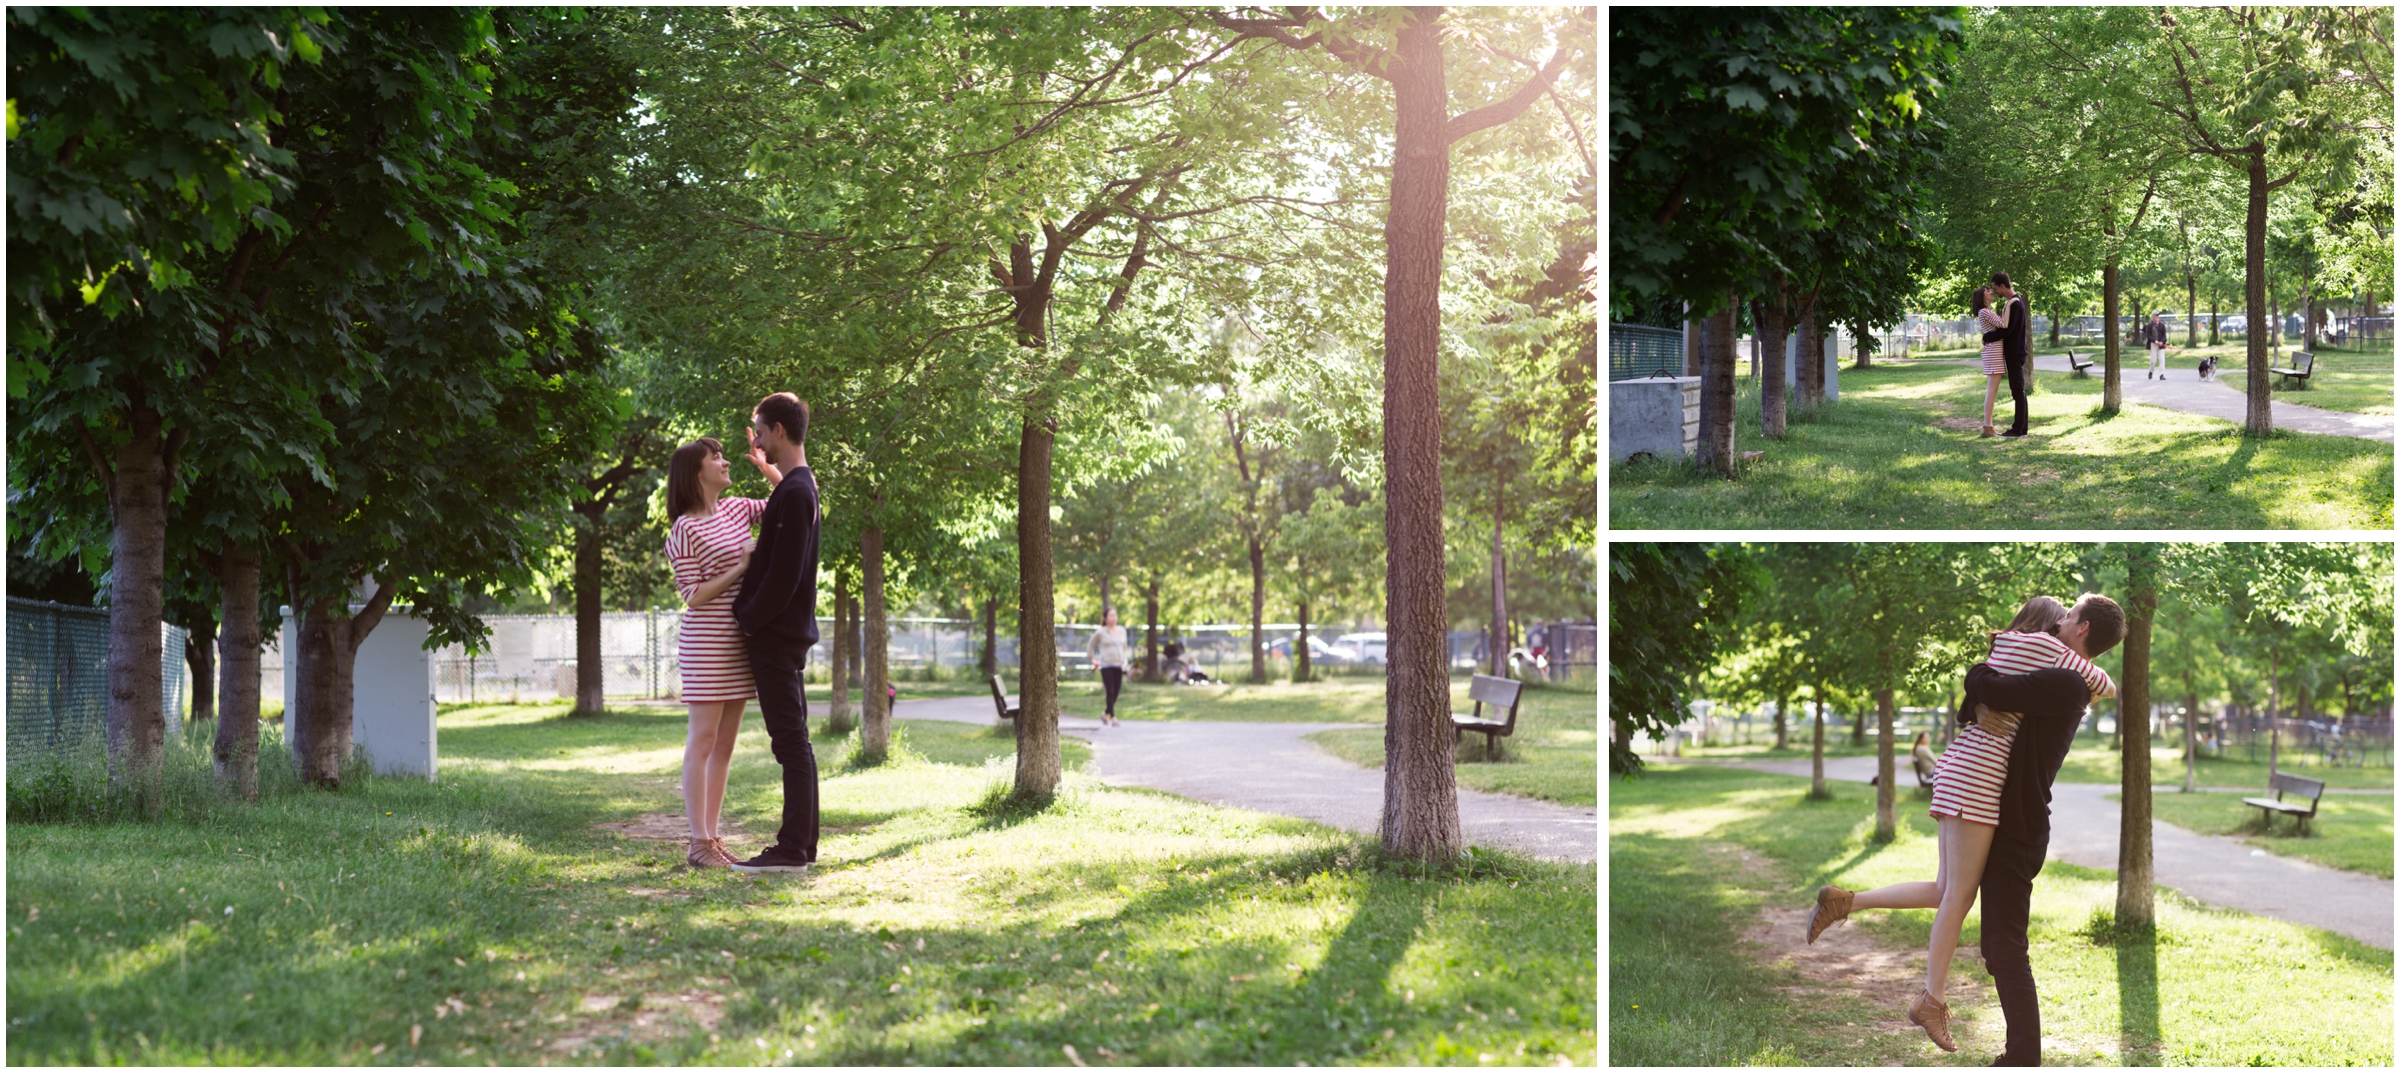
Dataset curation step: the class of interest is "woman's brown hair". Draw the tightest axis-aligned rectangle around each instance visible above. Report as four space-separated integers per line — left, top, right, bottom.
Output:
666 437 724 520
1994 594 2068 643
1970 285 1990 314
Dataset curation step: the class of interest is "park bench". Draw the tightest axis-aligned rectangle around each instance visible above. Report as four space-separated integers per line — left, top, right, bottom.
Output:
2241 772 2325 834
2065 350 2096 374
2269 351 2314 385
1451 674 1526 757
988 675 1019 722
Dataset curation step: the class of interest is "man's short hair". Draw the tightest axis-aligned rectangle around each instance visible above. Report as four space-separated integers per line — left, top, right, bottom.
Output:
2074 593 2126 657
754 392 809 445
1989 271 2012 290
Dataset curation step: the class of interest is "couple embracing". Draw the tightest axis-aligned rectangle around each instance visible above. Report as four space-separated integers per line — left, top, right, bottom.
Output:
1807 591 2127 1065
1971 271 2031 439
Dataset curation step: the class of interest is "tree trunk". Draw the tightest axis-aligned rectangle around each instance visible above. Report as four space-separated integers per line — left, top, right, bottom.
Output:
1754 289 1789 439
2103 241 2123 411
105 412 171 816
1376 9 1464 860
1873 687 1896 841
1246 533 1268 683
1798 308 1825 407
1488 482 1507 676
2186 263 2200 347
1295 598 1313 683
289 583 392 788
861 524 892 762
2116 546 2158 929
980 597 999 680
1683 303 1701 376
2268 280 2282 356
213 547 262 800
2050 303 2062 348
1141 579 1160 683
1695 300 1738 477
2184 686 2200 794
1773 692 1788 750
1811 693 1827 797
828 572 854 734
572 515 605 715
2242 149 2274 433
2267 648 2279 777
185 614 217 726
1850 701 1866 747
1014 419 1062 798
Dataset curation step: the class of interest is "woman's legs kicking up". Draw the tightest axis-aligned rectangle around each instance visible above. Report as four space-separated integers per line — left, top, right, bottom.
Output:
1924 816 1995 998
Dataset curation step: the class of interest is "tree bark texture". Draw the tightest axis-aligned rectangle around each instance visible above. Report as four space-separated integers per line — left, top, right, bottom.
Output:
186 615 217 726
2116 547 2159 928
2243 151 2273 433
1798 310 1825 407
980 597 999 680
213 548 262 800
105 413 170 815
573 518 605 715
1811 694 1827 797
828 572 854 735
1295 598 1313 683
2103 249 2123 411
1754 290 1788 439
1873 687 1896 841
1773 693 1788 751
1246 533 1268 683
1695 302 1737 476
1014 420 1062 798
1141 580 1160 683
861 525 892 761
1488 482 1507 676
1376 8 1464 860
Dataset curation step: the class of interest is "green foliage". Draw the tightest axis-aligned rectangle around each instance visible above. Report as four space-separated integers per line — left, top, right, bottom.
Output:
1609 544 1748 776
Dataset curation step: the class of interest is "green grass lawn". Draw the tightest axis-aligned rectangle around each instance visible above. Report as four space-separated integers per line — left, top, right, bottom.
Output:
6 705 1596 1065
1609 360 2393 529
2115 789 2394 879
2052 738 2394 790
1305 683 1597 808
1610 765 2392 1066
2206 339 2395 416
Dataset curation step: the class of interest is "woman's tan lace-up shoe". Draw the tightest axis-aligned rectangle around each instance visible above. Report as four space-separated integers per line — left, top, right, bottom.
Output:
1909 989 1958 1052
1806 885 1854 944
688 838 728 869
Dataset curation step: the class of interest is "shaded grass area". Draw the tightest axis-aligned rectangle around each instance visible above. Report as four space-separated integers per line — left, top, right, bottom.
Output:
7 704 1594 1065
1304 684 1598 808
2117 789 2394 879
1609 361 2393 529
1610 765 2391 1066
2053 739 2392 790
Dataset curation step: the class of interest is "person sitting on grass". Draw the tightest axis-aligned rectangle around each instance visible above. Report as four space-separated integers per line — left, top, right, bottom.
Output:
1806 593 2123 1054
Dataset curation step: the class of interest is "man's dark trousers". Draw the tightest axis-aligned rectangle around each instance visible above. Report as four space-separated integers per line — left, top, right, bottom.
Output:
748 637 819 862
2002 354 2031 435
1981 834 2043 1065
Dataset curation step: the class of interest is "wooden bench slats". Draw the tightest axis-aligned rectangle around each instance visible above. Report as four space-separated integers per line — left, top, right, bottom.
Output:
1451 674 1526 756
2240 771 2325 833
2269 351 2315 381
989 675 1020 721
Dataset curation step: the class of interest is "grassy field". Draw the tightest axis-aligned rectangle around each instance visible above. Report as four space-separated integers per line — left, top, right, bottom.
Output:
2205 339 2395 416
6 705 1596 1065
2119 789 2394 879
2053 739 2394 790
1305 683 1598 808
1608 360 2393 529
1610 765 2392 1066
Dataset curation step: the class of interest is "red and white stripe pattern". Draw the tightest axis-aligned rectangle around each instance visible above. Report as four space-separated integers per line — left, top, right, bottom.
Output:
1929 629 2114 827
665 497 765 703
1978 307 2008 375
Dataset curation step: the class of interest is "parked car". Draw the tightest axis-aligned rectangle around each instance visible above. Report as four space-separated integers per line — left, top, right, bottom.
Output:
1335 631 1388 665
1264 634 1360 667
2218 315 2248 334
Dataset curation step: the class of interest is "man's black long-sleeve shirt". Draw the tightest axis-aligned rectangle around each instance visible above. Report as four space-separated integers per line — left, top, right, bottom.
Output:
732 466 821 653
1961 664 2092 850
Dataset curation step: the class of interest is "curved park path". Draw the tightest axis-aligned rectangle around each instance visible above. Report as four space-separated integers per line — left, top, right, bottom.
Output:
888 694 1597 864
1674 754 2392 949
2015 352 2394 442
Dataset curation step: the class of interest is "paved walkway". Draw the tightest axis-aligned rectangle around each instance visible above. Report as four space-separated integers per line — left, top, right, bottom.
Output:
893 695 1597 863
2023 352 2392 442
1667 754 2393 949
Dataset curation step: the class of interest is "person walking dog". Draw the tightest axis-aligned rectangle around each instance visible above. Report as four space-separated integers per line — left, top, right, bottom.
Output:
729 391 824 874
2143 312 2170 379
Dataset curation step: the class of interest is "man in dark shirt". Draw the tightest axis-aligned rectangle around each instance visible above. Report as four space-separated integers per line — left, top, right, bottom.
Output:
730 391 823 873
1970 594 2126 1066
2142 312 2170 379
1989 272 2033 437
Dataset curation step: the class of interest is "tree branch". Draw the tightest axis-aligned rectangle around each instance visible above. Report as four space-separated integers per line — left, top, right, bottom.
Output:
1449 45 1577 145
347 577 398 654
76 422 118 512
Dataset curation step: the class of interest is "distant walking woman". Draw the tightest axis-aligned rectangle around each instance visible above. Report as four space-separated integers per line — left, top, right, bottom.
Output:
1087 606 1131 727
663 432 783 869
1972 285 2013 438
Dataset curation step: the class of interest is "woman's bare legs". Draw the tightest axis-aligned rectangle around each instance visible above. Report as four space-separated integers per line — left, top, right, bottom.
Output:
1982 373 2002 431
1924 816 1995 997
700 700 744 838
684 700 746 840
1849 817 1946 910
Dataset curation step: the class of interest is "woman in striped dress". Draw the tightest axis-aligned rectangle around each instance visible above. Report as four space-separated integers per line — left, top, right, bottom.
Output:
1803 595 2116 1051
1972 284 2013 438
663 433 782 869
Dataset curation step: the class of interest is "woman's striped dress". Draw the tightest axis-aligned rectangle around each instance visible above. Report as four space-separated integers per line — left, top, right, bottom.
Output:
1978 306 2009 375
1929 630 2116 826
665 498 765 703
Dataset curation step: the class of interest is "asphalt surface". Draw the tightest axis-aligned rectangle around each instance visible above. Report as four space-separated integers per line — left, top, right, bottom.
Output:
1669 753 2393 949
893 694 1597 863
2019 352 2393 442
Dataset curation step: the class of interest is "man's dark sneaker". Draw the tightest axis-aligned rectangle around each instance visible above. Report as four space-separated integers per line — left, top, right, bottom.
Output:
731 845 812 873
2000 429 2027 438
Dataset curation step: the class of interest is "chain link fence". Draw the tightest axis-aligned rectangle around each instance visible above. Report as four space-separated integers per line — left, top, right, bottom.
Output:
7 598 188 766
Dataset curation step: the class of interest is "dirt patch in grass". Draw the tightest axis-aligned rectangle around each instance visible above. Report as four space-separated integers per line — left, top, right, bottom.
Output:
1743 903 1994 1060
2016 468 2063 484
595 813 744 842
545 988 729 1054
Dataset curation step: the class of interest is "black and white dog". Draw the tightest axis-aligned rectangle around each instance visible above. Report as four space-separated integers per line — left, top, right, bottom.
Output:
2196 353 2219 381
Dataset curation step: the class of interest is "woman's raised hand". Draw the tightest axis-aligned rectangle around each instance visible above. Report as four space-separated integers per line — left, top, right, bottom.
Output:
745 427 770 472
